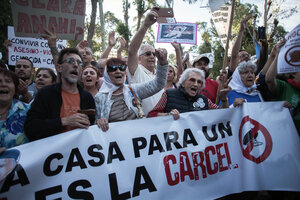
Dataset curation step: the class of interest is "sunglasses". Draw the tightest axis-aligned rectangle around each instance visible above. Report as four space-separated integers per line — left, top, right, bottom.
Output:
141 51 155 57
63 57 84 67
107 65 127 72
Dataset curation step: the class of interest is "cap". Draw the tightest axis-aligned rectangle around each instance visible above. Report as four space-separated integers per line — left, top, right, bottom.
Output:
192 55 209 66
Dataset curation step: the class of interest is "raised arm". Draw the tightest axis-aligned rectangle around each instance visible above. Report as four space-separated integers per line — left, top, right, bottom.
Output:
133 48 168 100
42 27 59 78
127 9 159 75
230 15 252 72
117 37 127 60
171 41 183 82
100 31 117 59
260 43 279 75
256 39 268 75
265 40 286 92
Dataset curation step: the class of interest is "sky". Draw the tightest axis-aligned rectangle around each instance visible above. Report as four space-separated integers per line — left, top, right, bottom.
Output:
87 0 300 54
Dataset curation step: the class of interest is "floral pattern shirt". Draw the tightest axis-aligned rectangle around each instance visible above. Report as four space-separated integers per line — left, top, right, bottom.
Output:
0 99 30 148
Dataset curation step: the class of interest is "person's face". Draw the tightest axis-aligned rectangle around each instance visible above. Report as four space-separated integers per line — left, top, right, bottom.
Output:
82 66 98 88
182 72 203 97
15 59 33 81
167 66 175 82
239 51 250 63
59 53 83 84
240 67 255 87
79 48 93 65
107 64 127 86
194 59 209 76
139 46 156 69
35 70 55 90
0 73 15 104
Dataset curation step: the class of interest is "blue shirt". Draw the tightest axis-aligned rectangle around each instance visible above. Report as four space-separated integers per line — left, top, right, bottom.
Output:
0 99 30 148
222 90 262 106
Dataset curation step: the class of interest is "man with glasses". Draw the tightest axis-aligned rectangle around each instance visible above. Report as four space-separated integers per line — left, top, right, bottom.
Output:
15 57 37 103
25 48 95 141
127 8 168 115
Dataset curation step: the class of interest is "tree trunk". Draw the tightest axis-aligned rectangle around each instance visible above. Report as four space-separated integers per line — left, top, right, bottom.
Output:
87 0 98 48
99 0 106 51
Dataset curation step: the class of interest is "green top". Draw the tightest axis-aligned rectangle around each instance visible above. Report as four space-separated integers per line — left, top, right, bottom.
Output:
273 79 300 135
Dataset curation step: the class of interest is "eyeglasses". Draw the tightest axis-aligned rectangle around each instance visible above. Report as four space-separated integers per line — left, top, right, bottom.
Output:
141 51 155 57
63 57 83 67
107 65 127 72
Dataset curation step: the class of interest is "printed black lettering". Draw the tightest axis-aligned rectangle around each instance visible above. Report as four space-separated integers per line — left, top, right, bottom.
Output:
68 179 94 200
88 144 105 167
107 142 125 164
148 134 165 155
132 166 157 197
132 137 147 158
43 153 63 176
65 148 87 172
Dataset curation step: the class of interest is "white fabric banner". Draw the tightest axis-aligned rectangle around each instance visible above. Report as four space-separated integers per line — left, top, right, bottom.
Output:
7 26 66 68
0 102 299 200
278 24 300 74
211 5 233 55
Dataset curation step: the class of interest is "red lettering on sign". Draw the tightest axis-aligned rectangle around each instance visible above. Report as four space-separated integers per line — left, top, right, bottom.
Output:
70 19 76 34
31 15 46 33
58 18 68 34
47 0 59 12
179 151 194 182
163 142 235 186
15 0 29 6
205 146 218 175
163 155 179 186
32 0 45 9
61 0 72 14
73 0 85 16
17 13 32 33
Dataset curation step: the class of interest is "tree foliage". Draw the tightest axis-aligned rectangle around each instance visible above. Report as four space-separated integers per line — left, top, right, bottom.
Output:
0 1 13 62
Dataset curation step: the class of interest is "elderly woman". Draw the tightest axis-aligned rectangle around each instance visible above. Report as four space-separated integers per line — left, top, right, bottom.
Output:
148 68 239 120
226 61 263 106
95 49 168 131
0 68 30 148
82 65 99 97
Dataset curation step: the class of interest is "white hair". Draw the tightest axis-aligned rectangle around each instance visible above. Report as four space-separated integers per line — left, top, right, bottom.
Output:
178 68 206 89
138 44 154 56
237 61 257 74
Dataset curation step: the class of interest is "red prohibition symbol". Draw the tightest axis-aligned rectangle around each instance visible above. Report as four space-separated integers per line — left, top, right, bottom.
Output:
239 116 273 164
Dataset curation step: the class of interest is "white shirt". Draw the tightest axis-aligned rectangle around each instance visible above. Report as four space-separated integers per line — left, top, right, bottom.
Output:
127 64 164 116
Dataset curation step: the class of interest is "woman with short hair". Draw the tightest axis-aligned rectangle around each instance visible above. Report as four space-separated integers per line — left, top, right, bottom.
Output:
0 68 30 148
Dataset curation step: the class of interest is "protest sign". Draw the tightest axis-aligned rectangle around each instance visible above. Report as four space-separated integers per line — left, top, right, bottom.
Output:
0 102 299 200
211 5 233 54
277 24 300 74
157 23 197 45
7 26 66 68
10 0 86 40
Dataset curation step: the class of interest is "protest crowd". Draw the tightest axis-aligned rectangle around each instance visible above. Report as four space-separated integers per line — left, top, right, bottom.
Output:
0 4 299 200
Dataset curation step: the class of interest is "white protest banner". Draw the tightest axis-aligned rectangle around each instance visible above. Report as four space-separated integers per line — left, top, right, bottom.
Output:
7 26 66 68
157 23 197 45
0 102 299 200
277 24 300 74
11 0 85 40
211 5 233 55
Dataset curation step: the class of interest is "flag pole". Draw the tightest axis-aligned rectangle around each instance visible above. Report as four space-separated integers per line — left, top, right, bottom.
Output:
215 0 235 104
